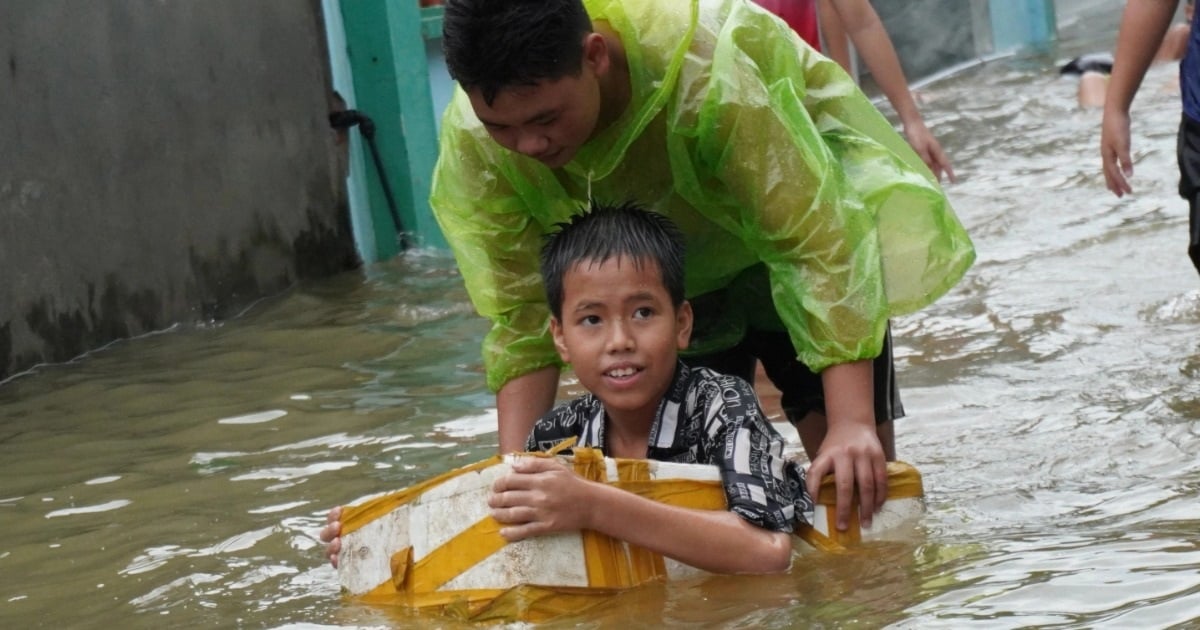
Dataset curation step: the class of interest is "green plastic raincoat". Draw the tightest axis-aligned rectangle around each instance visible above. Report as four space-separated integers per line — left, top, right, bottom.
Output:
430 0 975 392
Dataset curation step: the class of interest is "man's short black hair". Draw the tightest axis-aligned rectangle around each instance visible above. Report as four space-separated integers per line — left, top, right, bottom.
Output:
443 0 593 105
540 200 686 320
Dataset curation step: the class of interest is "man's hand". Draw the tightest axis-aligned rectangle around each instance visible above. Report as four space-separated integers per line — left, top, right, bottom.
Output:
319 506 342 568
488 456 594 540
804 420 888 531
1101 108 1134 197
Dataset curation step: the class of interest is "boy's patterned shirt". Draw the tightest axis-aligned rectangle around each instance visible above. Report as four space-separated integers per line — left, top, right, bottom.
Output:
525 361 814 532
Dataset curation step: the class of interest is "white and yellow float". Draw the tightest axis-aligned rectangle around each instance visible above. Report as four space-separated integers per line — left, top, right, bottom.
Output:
336 440 924 623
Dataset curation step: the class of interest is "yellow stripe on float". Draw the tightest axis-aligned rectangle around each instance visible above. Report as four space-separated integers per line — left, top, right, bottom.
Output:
618 459 667 584
815 461 924 505
408 516 509 594
575 448 635 588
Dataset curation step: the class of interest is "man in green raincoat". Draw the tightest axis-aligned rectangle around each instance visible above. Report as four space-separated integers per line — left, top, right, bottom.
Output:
431 0 974 530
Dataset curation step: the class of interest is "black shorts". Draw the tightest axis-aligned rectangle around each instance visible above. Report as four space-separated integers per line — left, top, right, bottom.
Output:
1177 114 1200 275
683 325 904 425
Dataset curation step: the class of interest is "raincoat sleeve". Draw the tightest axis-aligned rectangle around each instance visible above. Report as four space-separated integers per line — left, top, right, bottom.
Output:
676 2 969 371
429 93 563 392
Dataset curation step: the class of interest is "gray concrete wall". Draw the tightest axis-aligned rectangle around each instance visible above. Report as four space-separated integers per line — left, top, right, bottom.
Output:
0 1 358 381
1055 0 1124 34
872 0 983 82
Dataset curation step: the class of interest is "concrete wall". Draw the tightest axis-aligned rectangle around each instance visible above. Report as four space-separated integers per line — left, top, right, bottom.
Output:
872 0 985 82
0 1 359 381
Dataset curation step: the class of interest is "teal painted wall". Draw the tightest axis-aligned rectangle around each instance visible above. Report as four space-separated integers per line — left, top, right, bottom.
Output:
990 0 1058 53
338 0 445 258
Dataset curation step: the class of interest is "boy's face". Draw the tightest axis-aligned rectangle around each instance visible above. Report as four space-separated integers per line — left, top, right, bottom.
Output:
468 72 601 169
550 256 692 428
467 33 611 169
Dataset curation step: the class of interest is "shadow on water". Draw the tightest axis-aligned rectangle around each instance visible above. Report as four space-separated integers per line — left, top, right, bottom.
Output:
5 9 1200 629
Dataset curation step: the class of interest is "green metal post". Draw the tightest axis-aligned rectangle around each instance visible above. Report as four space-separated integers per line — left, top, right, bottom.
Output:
339 0 445 257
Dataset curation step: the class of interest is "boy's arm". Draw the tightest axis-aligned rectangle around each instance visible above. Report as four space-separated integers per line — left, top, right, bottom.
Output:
490 457 793 574
828 0 955 182
1102 0 1180 196
806 360 887 531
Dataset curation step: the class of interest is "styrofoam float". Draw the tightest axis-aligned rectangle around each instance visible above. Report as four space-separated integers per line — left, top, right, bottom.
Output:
336 445 924 622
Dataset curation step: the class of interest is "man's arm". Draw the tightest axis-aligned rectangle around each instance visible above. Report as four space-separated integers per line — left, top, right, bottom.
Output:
827 0 955 182
490 457 793 574
497 366 560 453
805 359 887 531
1102 0 1180 196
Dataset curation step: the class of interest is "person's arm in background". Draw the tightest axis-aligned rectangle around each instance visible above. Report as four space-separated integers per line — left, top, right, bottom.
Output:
824 0 956 183
1102 0 1181 196
1155 0 1192 63
817 0 853 73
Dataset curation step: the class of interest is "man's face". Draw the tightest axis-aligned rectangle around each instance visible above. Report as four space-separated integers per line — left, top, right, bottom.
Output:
467 71 601 169
550 256 692 429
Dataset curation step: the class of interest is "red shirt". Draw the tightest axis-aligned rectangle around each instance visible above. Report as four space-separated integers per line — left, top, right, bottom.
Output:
752 0 821 50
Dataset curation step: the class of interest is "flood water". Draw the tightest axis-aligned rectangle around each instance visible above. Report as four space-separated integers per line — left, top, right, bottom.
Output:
4 12 1200 630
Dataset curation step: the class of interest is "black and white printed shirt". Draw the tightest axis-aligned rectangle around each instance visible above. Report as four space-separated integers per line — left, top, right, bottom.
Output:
525 361 813 532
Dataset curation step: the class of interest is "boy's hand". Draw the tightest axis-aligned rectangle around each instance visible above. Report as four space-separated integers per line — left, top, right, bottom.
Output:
488 457 593 540
319 506 343 568
804 421 888 531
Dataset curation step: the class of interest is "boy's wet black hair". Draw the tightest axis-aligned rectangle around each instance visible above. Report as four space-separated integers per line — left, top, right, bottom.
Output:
540 200 686 320
442 0 592 106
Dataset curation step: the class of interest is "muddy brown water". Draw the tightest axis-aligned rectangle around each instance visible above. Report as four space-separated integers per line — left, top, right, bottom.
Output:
4 18 1200 630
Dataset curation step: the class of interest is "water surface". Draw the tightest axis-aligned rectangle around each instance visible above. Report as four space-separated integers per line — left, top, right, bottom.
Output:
3 13 1200 629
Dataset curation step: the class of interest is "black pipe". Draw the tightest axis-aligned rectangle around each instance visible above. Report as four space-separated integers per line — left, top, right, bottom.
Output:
329 108 411 249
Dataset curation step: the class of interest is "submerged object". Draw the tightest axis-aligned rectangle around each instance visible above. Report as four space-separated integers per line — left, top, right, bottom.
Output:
336 446 924 622
1060 52 1114 76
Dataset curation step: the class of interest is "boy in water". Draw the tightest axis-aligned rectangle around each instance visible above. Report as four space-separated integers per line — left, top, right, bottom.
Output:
322 0 974 558
1066 0 1193 108
489 201 811 573
325 201 812 572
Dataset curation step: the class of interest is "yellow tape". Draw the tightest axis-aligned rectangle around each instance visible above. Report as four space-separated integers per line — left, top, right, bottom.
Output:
793 523 847 553
815 461 924 505
611 478 726 509
344 452 925 623
812 460 922 547
574 448 634 588
465 584 619 624
618 459 668 584
408 515 508 594
390 546 412 590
